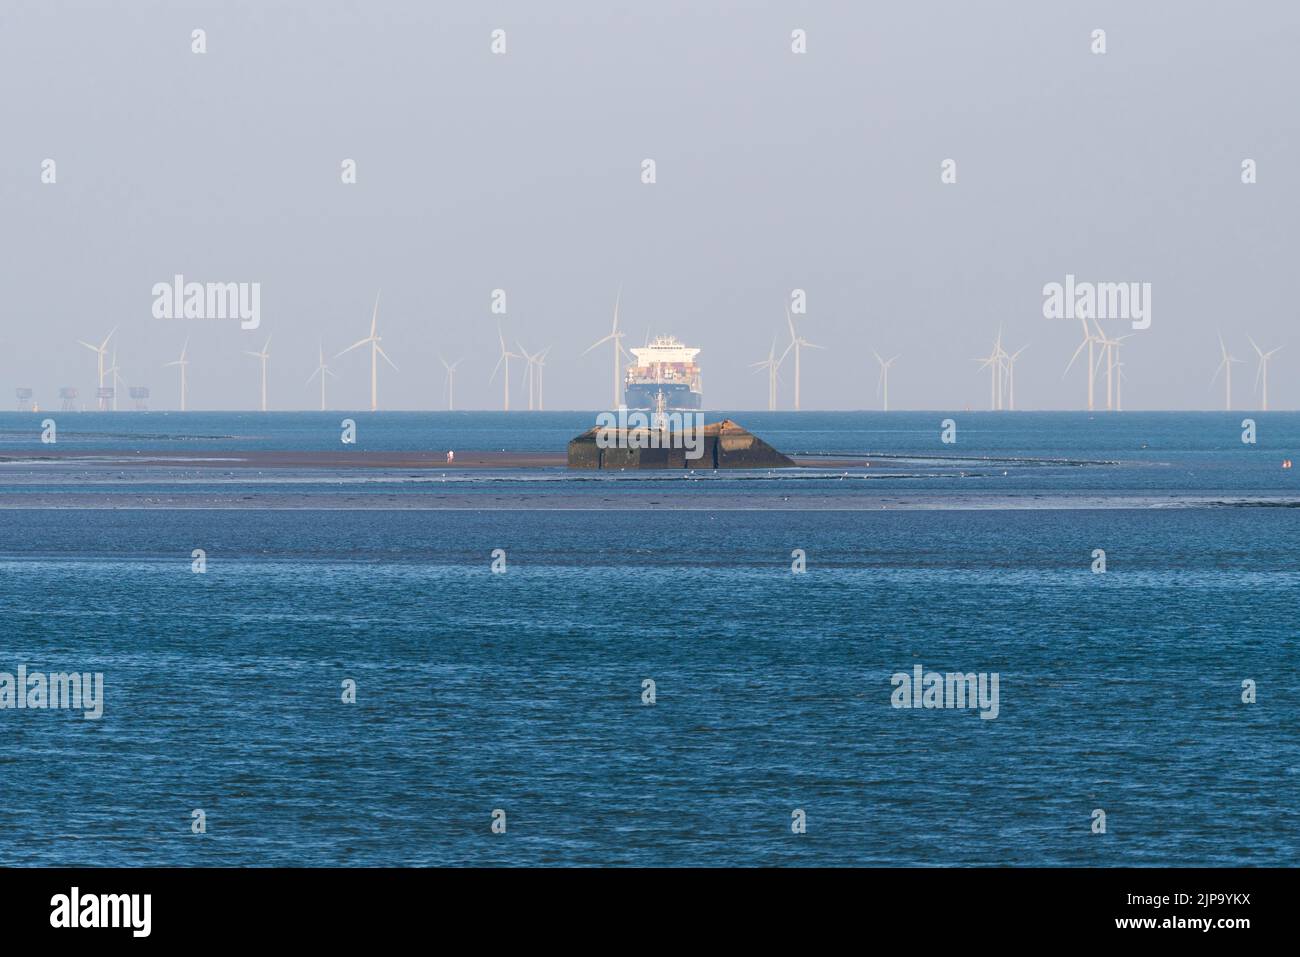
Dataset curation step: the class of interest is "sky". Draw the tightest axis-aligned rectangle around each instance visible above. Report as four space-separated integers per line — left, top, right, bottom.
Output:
1 0 1297 411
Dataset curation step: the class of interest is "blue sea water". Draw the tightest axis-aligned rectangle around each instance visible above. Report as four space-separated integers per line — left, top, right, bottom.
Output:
0 411 1296 866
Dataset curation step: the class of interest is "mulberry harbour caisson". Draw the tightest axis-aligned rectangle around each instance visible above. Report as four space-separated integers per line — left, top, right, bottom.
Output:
623 335 703 410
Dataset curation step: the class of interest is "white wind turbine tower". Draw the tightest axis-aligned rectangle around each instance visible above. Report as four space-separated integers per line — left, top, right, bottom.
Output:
517 341 539 411
1063 315 1100 411
1114 361 1127 412
973 334 1003 410
77 326 117 410
534 346 552 411
490 324 521 411
107 348 125 412
1090 320 1130 412
165 340 190 411
306 343 335 411
245 335 272 412
582 290 628 409
337 293 397 412
873 351 899 412
749 336 782 411
1004 344 1027 411
1248 336 1282 411
1211 333 1242 411
439 354 463 411
783 306 822 412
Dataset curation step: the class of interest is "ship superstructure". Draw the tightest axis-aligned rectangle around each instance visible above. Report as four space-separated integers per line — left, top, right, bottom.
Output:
623 336 702 410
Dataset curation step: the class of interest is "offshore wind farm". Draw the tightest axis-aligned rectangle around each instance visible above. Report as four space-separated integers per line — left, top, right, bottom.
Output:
24 294 1295 415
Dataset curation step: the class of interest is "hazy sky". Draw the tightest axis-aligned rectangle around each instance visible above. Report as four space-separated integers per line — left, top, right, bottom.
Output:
2 1 1296 411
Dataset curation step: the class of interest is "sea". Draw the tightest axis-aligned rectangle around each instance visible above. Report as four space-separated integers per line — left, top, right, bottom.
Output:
0 410 1296 866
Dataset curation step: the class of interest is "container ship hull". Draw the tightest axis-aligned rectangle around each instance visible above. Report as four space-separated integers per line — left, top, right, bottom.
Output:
623 382 702 411
623 336 703 411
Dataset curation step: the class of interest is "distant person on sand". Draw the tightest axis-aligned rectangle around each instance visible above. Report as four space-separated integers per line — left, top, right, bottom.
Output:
447 450 454 464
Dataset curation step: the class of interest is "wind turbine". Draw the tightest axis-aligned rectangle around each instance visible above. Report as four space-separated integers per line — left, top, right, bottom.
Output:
245 335 272 412
583 290 629 409
975 327 1011 410
873 351 899 412
439 354 463 411
165 340 190 411
107 348 125 412
1004 344 1027 411
517 341 538 411
750 336 783 411
534 346 552 411
337 293 397 412
1114 361 1126 412
1248 336 1282 411
306 343 335 411
77 326 117 410
1211 333 1243 411
1063 315 1100 411
1090 321 1131 412
784 306 822 411
490 323 521 411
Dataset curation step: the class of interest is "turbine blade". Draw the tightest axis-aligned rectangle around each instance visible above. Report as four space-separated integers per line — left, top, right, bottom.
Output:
582 334 613 356
337 337 371 357
376 344 398 371
1063 337 1088 376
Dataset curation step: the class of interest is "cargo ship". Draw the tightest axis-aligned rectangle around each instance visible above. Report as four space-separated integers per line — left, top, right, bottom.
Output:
624 336 703 410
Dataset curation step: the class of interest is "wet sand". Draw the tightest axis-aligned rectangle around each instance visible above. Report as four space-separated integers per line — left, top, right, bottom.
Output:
0 447 882 470
2 447 1292 510
0 448 569 469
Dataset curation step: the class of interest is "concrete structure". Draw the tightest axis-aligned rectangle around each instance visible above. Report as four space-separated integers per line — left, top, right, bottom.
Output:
568 418 794 470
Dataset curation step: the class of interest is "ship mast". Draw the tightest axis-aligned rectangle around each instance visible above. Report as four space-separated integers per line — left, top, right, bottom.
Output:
653 388 667 433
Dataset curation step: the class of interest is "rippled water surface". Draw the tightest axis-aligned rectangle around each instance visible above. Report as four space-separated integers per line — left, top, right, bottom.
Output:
0 412 1296 865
